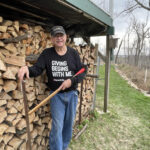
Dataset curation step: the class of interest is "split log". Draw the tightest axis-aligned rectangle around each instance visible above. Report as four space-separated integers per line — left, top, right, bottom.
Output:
6 114 17 122
20 24 29 30
0 124 9 135
0 41 4 46
5 55 25 66
0 59 6 71
0 26 7 32
6 127 16 133
3 69 16 80
3 80 17 92
0 92 11 100
0 79 4 85
3 20 13 26
16 119 26 130
0 99 7 107
5 43 17 53
19 142 26 150
34 26 43 32
26 54 39 63
0 49 10 56
0 110 7 123
3 134 13 145
3 33 31 44
14 101 23 112
8 137 23 149
27 92 36 101
6 100 16 109
8 106 18 114
0 16 3 23
12 90 23 99
14 21 19 32
0 33 11 39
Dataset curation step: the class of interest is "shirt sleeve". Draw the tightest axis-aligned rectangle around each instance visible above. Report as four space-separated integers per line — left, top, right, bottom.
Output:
28 51 46 77
71 50 87 85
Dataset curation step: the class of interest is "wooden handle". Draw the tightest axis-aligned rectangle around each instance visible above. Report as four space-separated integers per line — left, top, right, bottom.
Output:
28 87 61 115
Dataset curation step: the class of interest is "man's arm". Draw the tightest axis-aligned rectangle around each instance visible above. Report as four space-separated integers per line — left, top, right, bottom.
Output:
71 51 87 85
18 51 46 81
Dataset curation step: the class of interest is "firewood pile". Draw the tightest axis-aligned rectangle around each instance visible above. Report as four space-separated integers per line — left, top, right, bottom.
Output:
0 16 97 149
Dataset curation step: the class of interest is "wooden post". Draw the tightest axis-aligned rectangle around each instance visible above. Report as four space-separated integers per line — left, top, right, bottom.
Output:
104 35 110 112
92 44 98 110
79 80 83 124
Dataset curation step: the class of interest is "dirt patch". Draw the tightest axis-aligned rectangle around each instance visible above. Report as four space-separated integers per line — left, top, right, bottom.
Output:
115 64 150 97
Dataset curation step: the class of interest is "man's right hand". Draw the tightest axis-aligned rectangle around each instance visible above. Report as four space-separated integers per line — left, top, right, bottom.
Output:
18 66 29 81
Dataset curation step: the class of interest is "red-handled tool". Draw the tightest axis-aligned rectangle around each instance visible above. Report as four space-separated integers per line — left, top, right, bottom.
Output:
28 68 85 115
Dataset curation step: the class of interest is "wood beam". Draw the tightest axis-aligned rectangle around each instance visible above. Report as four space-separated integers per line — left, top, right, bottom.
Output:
104 35 110 112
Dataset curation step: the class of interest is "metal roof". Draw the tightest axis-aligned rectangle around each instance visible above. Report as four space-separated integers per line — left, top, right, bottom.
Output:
0 0 114 37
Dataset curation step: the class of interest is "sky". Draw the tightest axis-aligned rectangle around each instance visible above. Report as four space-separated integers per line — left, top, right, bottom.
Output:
74 0 150 55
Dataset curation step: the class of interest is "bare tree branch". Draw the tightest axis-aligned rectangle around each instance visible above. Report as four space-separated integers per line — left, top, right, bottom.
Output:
135 0 150 11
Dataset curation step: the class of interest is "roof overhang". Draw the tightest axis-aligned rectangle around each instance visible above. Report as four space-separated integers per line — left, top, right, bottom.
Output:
0 0 114 37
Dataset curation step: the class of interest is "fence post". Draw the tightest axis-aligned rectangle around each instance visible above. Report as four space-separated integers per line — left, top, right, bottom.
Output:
104 35 110 112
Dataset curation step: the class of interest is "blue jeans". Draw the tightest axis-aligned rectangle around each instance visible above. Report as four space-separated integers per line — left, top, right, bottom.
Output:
49 90 78 150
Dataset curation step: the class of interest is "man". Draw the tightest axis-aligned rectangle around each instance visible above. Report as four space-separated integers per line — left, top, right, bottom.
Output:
18 26 86 150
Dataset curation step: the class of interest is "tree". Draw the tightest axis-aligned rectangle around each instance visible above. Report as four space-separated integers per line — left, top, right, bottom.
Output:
134 0 150 11
118 0 150 16
131 16 150 66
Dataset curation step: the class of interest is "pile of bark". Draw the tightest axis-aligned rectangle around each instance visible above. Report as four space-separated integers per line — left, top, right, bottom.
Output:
0 16 96 149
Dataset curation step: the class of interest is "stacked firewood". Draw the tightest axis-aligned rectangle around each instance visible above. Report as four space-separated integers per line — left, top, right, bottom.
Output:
0 16 96 149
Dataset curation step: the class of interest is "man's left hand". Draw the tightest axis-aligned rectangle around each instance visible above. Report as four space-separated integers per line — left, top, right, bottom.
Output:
60 79 72 90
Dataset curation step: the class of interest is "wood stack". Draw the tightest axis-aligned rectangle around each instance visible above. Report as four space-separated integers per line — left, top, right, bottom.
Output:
74 45 96 123
0 16 96 149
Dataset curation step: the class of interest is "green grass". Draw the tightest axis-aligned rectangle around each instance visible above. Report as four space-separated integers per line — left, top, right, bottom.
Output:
70 65 150 150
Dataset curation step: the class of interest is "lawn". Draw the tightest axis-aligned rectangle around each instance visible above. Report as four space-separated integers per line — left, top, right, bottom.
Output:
70 65 150 150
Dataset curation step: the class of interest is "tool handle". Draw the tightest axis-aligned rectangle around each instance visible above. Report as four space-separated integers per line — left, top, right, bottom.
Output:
28 86 62 115
22 80 32 150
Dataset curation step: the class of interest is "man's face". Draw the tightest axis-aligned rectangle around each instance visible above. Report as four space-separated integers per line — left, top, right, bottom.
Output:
51 33 67 48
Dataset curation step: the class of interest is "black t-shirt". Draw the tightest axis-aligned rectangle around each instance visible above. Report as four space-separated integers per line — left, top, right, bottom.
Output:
29 46 85 92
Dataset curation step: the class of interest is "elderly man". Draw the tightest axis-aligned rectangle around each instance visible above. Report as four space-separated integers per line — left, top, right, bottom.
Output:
18 26 86 150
